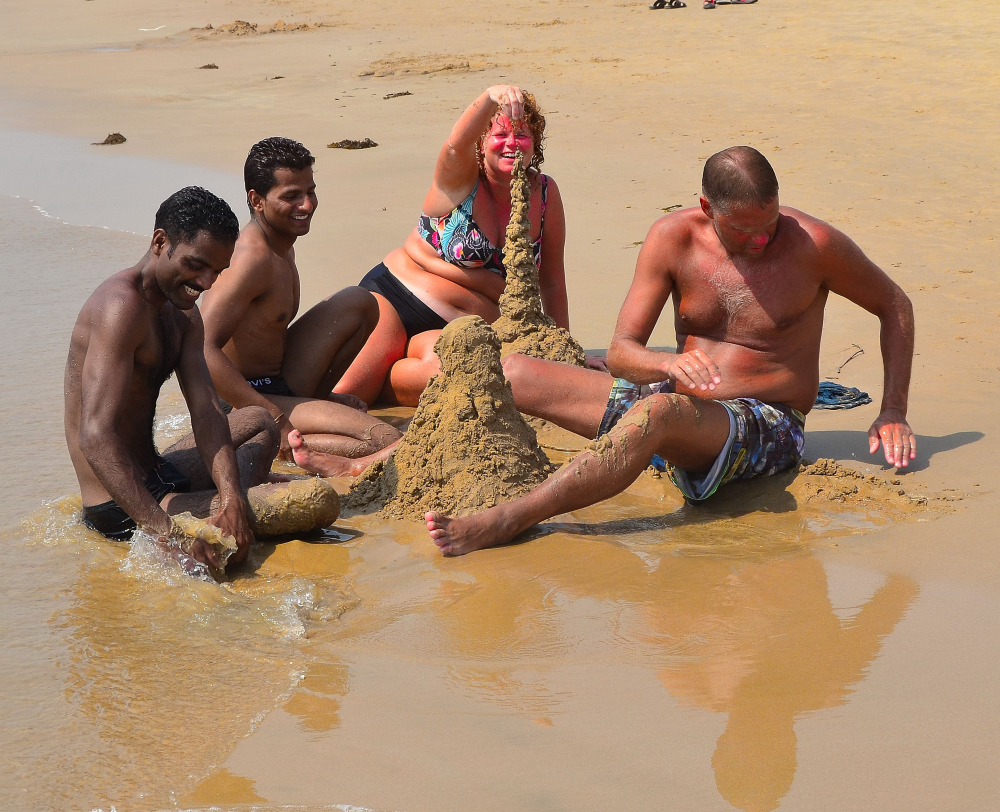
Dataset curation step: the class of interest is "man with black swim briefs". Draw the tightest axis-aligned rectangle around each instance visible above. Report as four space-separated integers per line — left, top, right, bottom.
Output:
65 187 281 571
199 137 402 477
425 147 918 555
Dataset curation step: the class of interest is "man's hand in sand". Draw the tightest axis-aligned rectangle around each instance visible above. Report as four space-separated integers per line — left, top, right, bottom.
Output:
868 409 917 469
207 493 254 564
664 349 722 393
486 84 525 122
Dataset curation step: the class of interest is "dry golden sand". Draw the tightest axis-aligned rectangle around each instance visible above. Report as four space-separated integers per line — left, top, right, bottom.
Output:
1 1 999 810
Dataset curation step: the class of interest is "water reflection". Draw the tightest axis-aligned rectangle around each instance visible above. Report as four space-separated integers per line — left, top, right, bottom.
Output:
648 556 918 811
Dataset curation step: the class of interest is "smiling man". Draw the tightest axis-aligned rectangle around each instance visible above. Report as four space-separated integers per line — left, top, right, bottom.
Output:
199 137 401 476
65 187 281 571
426 146 917 555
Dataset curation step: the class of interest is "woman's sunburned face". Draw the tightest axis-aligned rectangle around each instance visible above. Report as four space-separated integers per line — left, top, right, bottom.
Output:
482 115 535 175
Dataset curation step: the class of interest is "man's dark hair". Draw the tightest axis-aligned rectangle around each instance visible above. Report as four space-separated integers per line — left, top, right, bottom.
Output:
153 186 240 252
244 137 315 212
702 146 779 213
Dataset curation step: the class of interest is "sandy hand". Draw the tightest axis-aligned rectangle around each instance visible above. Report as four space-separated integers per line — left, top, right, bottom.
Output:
487 84 525 123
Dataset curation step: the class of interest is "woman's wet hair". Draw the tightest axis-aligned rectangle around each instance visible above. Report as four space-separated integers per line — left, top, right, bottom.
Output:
244 137 315 212
702 146 779 213
477 91 547 171
153 186 240 253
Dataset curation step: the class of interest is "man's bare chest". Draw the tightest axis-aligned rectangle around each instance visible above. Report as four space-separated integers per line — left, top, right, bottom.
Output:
674 260 823 337
249 263 300 331
134 310 183 386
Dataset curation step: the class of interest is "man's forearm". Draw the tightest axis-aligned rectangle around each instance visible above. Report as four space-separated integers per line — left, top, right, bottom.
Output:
205 345 283 419
879 294 915 414
606 338 677 384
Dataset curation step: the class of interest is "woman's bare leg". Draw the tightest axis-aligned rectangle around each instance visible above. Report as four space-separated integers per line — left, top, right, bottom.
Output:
379 329 443 406
334 292 409 405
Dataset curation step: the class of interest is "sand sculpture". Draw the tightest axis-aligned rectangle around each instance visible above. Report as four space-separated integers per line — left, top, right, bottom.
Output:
492 150 588 367
343 315 553 519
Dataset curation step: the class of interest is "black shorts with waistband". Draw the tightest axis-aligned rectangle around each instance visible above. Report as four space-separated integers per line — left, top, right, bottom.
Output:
359 262 448 340
81 457 192 541
219 374 298 413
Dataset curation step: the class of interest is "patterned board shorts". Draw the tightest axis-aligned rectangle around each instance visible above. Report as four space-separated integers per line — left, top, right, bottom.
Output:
597 378 806 502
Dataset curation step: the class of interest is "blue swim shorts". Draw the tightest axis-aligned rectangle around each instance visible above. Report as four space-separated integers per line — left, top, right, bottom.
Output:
596 378 806 502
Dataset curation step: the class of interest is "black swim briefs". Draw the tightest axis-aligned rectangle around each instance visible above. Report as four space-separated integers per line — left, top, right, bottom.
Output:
81 457 192 541
219 374 298 413
359 262 448 339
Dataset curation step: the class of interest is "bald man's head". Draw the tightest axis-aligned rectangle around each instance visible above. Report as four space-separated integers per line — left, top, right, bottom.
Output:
702 146 779 214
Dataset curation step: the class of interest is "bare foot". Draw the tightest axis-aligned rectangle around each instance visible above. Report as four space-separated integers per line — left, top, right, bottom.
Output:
289 430 399 476
424 508 518 556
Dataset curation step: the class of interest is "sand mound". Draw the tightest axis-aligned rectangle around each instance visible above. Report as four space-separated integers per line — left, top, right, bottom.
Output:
343 316 553 519
193 20 331 38
358 53 487 77
247 478 341 536
789 458 927 509
492 150 588 367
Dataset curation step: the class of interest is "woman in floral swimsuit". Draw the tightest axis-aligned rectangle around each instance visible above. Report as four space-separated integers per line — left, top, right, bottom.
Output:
335 85 576 406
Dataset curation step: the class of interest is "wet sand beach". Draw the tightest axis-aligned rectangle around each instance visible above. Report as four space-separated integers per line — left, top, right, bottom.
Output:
1 1 998 809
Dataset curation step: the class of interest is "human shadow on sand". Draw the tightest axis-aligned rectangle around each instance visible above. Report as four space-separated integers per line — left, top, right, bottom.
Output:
804 430 984 473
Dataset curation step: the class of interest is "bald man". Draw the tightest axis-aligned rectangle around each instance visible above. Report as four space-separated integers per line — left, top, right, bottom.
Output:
426 146 916 555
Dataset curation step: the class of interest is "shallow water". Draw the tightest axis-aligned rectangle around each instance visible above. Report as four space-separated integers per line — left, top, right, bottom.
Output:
1 190 997 812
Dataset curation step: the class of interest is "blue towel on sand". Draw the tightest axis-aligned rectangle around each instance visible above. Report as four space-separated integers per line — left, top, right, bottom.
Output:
813 381 872 410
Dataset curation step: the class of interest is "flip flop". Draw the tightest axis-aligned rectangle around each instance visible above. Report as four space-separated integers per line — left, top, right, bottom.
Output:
650 0 686 8
703 0 716 7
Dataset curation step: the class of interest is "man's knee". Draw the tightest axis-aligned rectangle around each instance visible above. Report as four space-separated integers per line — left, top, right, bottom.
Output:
337 286 379 334
638 393 687 437
236 405 281 452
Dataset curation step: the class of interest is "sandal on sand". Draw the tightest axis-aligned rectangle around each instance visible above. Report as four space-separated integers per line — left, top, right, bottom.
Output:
650 0 687 8
703 0 716 7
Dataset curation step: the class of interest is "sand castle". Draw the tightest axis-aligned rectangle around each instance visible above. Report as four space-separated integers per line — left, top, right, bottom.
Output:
492 150 589 367
343 315 553 519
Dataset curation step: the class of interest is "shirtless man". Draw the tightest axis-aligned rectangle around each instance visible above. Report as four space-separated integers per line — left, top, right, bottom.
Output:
65 187 280 572
199 137 401 476
426 146 917 555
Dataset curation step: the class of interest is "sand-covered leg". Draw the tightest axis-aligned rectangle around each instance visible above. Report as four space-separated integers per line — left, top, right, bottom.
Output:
243 478 342 536
289 430 399 476
424 394 729 554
